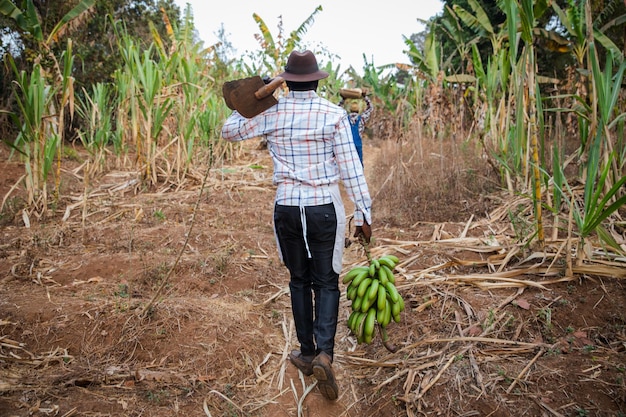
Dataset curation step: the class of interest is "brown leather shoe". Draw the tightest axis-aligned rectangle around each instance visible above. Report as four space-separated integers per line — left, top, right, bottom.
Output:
288 350 314 376
312 352 339 400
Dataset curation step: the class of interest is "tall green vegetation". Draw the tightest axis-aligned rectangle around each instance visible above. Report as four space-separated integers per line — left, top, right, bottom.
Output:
1 2 331 216
1 0 186 214
569 35 626 258
1 0 95 214
7 58 60 212
396 0 625 255
108 9 232 185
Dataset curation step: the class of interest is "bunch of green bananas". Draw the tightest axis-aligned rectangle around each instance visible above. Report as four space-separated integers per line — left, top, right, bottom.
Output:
343 254 404 345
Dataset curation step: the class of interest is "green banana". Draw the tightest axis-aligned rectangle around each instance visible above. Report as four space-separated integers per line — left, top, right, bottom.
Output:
366 278 379 303
376 302 386 324
391 295 402 323
385 281 400 303
381 300 392 328
372 258 380 271
381 264 395 284
363 328 374 344
347 310 359 330
391 298 402 317
361 293 375 313
368 261 376 278
393 310 401 323
351 311 364 334
384 254 400 264
378 256 396 270
377 285 387 311
342 266 369 284
378 265 389 286
363 307 376 342
347 285 358 301
346 255 403 345
357 277 373 298
355 311 368 340
351 269 369 288
352 295 363 312
398 295 405 312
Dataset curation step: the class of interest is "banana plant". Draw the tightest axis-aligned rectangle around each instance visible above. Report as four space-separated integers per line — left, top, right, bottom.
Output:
0 0 95 53
0 0 43 42
362 61 415 127
551 0 587 66
438 5 481 76
403 19 440 83
552 0 624 66
453 0 505 55
250 5 323 76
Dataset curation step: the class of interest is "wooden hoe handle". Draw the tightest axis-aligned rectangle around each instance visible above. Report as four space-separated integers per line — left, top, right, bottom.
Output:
255 76 284 100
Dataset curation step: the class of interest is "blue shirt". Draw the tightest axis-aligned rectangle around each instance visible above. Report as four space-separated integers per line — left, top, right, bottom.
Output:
221 90 372 226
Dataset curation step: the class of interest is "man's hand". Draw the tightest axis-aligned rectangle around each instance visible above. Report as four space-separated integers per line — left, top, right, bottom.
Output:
354 222 372 244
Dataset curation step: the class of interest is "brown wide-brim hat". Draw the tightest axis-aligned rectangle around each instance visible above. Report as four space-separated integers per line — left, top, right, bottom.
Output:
279 50 329 82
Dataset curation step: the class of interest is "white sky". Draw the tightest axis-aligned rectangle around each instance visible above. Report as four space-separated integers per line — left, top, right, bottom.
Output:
173 1 444 73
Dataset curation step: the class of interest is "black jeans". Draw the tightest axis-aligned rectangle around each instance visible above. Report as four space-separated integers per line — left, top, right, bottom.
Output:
274 203 339 359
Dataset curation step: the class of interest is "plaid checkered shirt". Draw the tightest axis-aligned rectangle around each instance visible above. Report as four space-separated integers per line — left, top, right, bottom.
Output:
221 90 372 226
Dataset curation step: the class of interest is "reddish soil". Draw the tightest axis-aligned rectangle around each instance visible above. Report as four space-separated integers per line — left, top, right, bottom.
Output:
1 139 625 417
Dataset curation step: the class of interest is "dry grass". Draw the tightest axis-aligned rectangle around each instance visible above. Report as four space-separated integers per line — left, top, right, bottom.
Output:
369 123 499 226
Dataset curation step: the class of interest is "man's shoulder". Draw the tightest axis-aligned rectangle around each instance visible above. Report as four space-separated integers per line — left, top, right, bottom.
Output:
317 97 348 116
277 94 348 118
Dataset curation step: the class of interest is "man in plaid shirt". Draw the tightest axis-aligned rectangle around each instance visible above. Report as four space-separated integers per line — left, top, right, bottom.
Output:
221 50 372 401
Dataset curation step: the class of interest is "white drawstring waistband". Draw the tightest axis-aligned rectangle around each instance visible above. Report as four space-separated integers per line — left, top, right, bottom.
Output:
299 205 312 259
